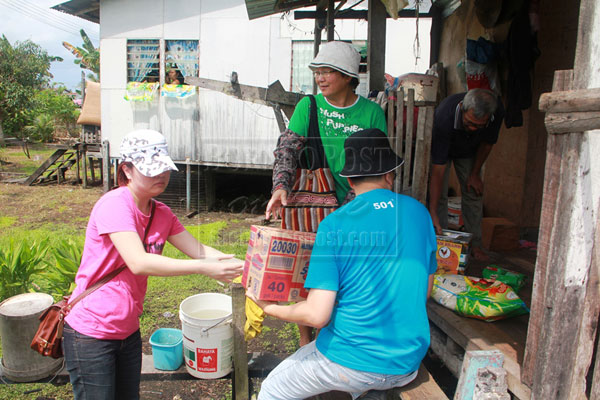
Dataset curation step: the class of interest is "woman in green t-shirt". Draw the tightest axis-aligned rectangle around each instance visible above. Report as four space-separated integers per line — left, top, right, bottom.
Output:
265 41 387 346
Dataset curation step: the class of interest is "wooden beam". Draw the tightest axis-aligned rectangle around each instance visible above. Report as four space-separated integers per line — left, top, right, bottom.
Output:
294 9 432 19
186 77 304 113
539 87 600 112
367 0 387 92
543 111 600 134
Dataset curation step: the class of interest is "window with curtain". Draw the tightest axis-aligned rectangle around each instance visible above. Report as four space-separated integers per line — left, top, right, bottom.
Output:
127 39 160 82
165 40 199 84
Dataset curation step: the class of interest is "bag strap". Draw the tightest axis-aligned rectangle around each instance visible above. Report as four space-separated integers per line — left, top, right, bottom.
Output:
65 200 156 313
302 95 328 170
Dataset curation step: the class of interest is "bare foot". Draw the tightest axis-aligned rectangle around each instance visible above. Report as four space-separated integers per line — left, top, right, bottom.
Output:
472 246 490 262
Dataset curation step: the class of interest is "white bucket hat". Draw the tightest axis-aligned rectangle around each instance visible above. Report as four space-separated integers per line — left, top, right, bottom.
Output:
120 129 178 177
309 41 361 79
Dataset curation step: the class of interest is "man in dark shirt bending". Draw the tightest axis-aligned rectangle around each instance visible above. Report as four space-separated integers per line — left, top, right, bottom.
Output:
429 88 504 261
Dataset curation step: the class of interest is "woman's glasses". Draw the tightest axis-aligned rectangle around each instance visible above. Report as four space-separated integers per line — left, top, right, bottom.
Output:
313 70 337 79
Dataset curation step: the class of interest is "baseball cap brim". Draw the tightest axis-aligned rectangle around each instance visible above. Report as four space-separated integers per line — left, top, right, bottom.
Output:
131 153 178 178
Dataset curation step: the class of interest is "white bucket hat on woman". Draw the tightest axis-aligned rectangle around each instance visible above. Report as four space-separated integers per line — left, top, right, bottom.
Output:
120 129 178 177
309 41 361 79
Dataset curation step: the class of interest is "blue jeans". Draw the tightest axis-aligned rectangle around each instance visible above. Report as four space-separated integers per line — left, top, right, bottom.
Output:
258 341 417 400
63 323 142 400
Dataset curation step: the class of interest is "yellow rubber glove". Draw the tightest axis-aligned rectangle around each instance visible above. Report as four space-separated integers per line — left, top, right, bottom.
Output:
231 276 265 341
244 297 265 341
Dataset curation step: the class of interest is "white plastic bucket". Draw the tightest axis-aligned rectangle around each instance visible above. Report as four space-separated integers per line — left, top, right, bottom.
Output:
179 293 233 379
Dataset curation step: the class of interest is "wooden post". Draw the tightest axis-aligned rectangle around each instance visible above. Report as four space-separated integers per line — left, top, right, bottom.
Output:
102 140 110 192
326 0 335 42
76 144 81 184
89 157 96 184
313 4 324 95
367 0 386 92
231 283 249 400
113 159 119 187
524 68 599 399
204 169 216 211
82 144 88 189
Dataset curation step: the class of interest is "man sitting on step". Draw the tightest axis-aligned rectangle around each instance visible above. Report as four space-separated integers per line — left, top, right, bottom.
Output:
247 128 438 400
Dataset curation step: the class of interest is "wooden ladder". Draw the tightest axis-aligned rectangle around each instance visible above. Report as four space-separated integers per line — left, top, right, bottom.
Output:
23 148 79 186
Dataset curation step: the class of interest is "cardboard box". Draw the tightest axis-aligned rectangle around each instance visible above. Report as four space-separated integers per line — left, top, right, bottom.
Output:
243 225 316 302
436 229 473 274
482 217 519 251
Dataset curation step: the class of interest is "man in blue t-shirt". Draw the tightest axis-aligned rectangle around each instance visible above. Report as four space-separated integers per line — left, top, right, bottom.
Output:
247 129 437 400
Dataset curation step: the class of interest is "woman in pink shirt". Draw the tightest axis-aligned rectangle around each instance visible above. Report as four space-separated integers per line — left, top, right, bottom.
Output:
63 129 243 399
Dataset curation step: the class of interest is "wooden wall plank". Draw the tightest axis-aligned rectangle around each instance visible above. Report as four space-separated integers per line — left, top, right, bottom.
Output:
411 106 434 204
402 89 415 193
394 88 405 192
522 69 573 387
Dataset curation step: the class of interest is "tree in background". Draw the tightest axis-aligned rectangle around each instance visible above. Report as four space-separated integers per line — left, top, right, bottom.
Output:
0 35 61 142
29 85 80 140
63 29 99 82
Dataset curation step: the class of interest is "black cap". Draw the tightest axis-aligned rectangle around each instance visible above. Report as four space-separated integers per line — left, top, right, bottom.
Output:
339 129 404 178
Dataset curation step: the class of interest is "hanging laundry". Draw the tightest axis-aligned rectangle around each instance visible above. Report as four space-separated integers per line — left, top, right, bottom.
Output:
465 37 501 94
504 0 540 128
161 84 196 98
124 82 159 102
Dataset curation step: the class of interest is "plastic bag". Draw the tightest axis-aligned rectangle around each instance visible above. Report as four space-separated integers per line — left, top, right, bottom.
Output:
482 265 526 293
431 274 529 321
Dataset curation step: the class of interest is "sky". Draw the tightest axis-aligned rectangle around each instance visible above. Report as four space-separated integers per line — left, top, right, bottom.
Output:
0 0 99 91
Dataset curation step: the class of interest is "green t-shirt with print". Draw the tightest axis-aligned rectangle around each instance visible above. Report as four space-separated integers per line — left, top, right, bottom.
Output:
288 93 388 203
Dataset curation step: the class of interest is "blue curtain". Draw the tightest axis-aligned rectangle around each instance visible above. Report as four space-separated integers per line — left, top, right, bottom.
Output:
166 40 199 78
127 40 159 82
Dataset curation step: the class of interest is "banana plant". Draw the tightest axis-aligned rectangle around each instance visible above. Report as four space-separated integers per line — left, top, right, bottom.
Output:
62 29 99 81
0 239 49 301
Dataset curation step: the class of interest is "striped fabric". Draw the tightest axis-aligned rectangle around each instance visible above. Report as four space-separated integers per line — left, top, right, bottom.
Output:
281 168 339 233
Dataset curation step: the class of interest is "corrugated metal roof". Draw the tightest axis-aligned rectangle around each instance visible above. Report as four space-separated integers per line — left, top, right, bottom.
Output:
245 0 321 20
52 0 99 24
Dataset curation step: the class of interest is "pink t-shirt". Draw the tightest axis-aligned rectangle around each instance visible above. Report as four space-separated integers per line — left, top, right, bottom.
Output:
65 186 185 339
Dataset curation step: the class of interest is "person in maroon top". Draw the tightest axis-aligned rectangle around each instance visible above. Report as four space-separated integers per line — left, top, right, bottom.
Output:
428 88 504 261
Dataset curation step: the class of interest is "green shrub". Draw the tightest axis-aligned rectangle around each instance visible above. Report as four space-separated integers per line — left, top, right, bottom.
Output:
24 113 55 142
42 238 82 299
0 239 49 300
